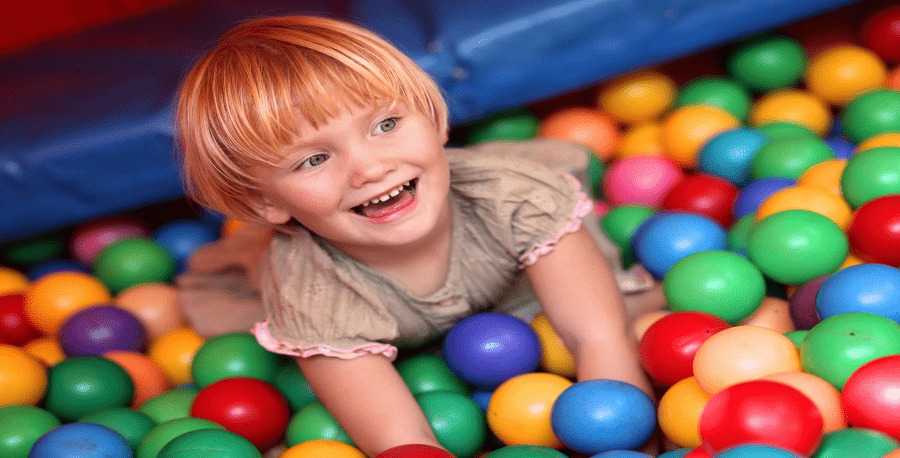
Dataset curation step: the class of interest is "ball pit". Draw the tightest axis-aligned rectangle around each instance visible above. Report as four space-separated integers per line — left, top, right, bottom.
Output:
284 400 352 447
597 70 676 124
79 407 156 452
805 44 888 106
660 105 740 168
727 33 807 92
92 237 176 295
656 377 709 448
415 390 486 458
538 107 619 160
0 405 61 458
840 145 900 207
68 216 150 266
748 89 831 136
0 294 41 346
58 304 147 357
486 372 572 448
846 194 900 266
43 356 134 422
24 271 112 335
698 127 767 187
631 212 727 279
114 283 186 340
660 173 738 227
675 76 751 122
0 344 47 408
136 417 223 458
189 331 280 388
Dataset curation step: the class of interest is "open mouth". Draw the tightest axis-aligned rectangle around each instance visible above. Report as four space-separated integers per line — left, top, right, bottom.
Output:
352 178 418 217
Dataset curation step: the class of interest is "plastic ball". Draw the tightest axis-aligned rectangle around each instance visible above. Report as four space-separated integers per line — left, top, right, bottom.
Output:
80 407 156 452
746 209 848 285
847 194 900 266
486 372 573 448
726 214 754 253
631 212 727 279
617 122 664 158
0 267 29 296
395 353 469 397
841 89 900 144
590 451 652 457
58 304 147 357
597 70 677 124
24 271 112 335
138 388 199 424
698 128 768 187
754 185 852 230
796 159 846 196
632 309 671 342
841 146 900 208
727 34 807 92
190 331 280 388
857 132 900 152
69 216 150 266
136 417 223 458
538 107 620 160
271 360 316 412
22 337 65 367
467 108 539 144
602 156 684 207
190 376 290 450
442 313 541 390
750 135 834 181
813 428 900 458
760 371 846 435
698 380 823 455
43 356 133 421
147 327 205 386
749 89 831 136
0 294 41 346
93 237 177 295
657 377 710 448
842 354 900 442
483 445 568 458
550 379 656 454
416 390 486 458
660 174 738 227
732 177 794 219
2 232 66 269
788 273 828 330
529 313 576 377
664 251 764 324
158 428 261 458
862 5 900 62
714 444 803 458
103 351 171 409
692 325 801 395
282 440 366 458
0 405 60 458
674 76 752 122
738 296 794 333
152 219 219 274
825 135 855 159
800 312 900 390
0 344 47 407
285 400 352 446
816 263 900 321
756 121 818 140
28 422 133 458
660 105 740 168
805 44 888 106
600 205 656 269
114 283 186 340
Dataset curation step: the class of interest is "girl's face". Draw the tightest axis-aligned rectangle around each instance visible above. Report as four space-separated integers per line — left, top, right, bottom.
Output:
250 101 451 256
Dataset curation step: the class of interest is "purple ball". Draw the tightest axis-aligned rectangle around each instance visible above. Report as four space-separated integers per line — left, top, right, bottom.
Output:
58 304 147 357
789 274 829 330
732 177 795 219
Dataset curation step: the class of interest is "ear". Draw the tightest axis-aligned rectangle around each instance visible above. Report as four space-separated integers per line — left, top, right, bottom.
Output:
249 195 293 225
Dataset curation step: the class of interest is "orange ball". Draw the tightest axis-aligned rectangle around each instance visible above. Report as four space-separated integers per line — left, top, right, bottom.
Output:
632 310 672 342
148 327 205 386
738 296 795 334
839 252 865 270
597 70 677 124
538 107 620 160
657 377 710 448
617 122 665 158
104 350 172 408
749 89 832 136
888 65 900 90
856 132 900 153
0 267 29 296
486 372 573 448
660 105 740 168
0 344 48 407
692 325 802 395
529 313 576 378
754 185 852 230
115 283 186 340
23 337 65 367
797 159 847 196
279 440 366 458
885 450 900 458
805 44 888 106
761 371 847 435
24 271 112 335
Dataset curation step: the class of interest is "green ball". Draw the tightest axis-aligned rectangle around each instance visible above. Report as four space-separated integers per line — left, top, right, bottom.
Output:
727 33 807 92
484 445 569 458
43 356 135 422
675 76 752 121
663 250 766 324
756 122 819 140
840 146 900 208
136 417 223 458
272 360 316 413
600 205 656 269
750 135 834 180
466 108 539 144
747 209 848 285
727 213 756 253
801 312 900 391
416 390 486 458
586 152 606 200
783 330 808 348
812 427 899 458
396 353 470 397
93 237 176 294
158 428 261 458
285 400 353 447
0 405 61 458
1 232 66 268
81 407 157 452
138 388 199 424
841 88 900 143
190 332 281 388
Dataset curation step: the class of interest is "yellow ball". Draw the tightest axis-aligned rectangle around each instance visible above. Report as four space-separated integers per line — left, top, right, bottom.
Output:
805 44 888 106
660 105 740 168
148 327 206 386
749 89 832 136
839 253 865 270
279 440 366 458
486 372 572 448
755 185 852 230
23 337 66 367
797 159 847 196
24 271 112 335
598 70 677 124
617 122 665 158
0 267 29 296
0 344 48 407
856 132 900 153
529 314 576 378
657 377 709 448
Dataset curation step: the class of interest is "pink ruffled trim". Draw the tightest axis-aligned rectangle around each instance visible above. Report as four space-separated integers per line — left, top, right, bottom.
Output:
518 175 593 268
252 320 398 360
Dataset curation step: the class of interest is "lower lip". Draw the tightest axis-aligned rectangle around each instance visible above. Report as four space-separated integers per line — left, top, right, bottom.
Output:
361 192 418 224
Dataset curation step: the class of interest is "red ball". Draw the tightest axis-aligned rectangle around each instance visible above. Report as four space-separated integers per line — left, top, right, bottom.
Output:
661 173 739 227
190 377 290 450
639 311 731 387
375 444 455 458
0 294 42 346
842 354 900 442
862 5 900 62
847 194 900 267
699 380 824 455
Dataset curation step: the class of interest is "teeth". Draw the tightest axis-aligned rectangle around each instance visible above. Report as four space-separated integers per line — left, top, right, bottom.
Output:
361 182 410 207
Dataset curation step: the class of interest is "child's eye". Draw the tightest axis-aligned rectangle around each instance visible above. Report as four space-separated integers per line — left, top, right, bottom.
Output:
298 153 328 169
374 117 397 134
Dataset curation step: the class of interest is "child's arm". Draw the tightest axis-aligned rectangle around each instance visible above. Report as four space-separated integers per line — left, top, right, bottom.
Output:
295 353 446 457
524 225 654 398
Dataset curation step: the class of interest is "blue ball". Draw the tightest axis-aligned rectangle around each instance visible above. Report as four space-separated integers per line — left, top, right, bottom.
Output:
699 128 769 187
27 259 88 280
29 423 133 458
550 379 656 455
442 313 540 390
825 135 855 160
470 390 493 412
816 263 900 322
152 219 219 273
631 212 727 278
732 177 795 219
716 444 803 457
590 451 652 458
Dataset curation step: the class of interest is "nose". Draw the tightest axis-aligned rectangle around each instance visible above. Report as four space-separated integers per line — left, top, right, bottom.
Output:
348 146 397 188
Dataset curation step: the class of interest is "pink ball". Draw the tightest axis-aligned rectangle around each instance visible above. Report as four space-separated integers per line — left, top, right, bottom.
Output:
603 156 684 206
69 216 150 266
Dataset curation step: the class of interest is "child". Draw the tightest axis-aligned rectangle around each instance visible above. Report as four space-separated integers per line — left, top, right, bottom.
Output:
176 15 664 456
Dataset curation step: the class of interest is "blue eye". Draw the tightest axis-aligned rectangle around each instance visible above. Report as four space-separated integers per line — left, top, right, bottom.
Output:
376 118 397 134
300 153 328 168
